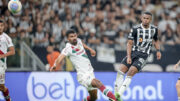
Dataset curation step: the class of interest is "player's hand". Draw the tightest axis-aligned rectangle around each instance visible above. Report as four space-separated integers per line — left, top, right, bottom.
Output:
174 63 179 70
0 55 5 59
127 57 132 64
50 66 56 72
156 51 161 60
90 49 96 57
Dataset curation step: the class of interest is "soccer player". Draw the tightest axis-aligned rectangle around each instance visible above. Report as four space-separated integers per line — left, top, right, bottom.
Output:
50 29 118 101
0 19 15 101
114 12 161 100
174 60 180 101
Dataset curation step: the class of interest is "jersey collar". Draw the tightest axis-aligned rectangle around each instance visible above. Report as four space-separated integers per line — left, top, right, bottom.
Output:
141 23 151 30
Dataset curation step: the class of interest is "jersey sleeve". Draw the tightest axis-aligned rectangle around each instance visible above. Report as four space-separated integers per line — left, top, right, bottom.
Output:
6 35 14 47
77 38 82 44
61 47 70 56
128 28 137 40
153 28 158 41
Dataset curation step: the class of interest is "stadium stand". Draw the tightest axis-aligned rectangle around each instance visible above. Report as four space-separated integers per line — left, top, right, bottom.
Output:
0 0 179 71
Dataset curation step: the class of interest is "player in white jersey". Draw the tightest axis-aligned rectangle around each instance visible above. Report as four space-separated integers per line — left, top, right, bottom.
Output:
0 20 15 101
50 29 118 101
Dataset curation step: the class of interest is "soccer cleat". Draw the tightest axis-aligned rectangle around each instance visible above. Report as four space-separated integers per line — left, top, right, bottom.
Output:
115 92 123 101
109 98 116 101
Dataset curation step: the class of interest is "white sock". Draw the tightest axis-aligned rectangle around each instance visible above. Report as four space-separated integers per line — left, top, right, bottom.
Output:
119 76 132 96
178 97 180 101
114 71 125 93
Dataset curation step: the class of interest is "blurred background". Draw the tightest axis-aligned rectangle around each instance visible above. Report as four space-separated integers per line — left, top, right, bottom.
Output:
1 0 179 72
0 0 180 101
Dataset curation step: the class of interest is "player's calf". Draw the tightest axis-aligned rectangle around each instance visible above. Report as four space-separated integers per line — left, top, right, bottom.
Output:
91 79 117 101
176 79 180 101
83 89 97 101
89 89 97 101
83 95 97 101
0 85 11 101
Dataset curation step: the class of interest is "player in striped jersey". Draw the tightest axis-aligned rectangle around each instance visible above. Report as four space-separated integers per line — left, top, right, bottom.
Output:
0 20 15 101
50 29 118 101
114 12 161 100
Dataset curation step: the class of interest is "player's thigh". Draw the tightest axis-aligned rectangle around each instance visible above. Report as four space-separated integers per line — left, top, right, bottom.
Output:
127 66 139 76
0 67 5 91
120 57 131 73
91 78 103 88
0 68 5 87
119 64 129 73
88 89 98 100
132 56 147 71
77 72 95 89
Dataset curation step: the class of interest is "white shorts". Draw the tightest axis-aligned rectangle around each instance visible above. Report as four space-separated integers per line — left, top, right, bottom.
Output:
77 72 96 91
0 67 5 84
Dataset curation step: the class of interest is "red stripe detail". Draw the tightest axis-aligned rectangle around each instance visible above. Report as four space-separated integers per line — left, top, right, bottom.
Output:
75 48 80 51
0 50 4 54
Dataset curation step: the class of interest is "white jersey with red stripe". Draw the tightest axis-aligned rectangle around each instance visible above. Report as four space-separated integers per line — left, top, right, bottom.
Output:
61 38 94 74
0 32 14 69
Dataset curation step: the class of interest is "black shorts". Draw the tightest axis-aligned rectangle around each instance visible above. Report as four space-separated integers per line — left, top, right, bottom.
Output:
121 51 148 71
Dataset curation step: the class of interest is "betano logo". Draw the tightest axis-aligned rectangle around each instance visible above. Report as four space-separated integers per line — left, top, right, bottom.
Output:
27 72 75 101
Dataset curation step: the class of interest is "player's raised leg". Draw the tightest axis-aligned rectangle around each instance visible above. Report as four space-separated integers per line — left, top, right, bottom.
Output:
91 78 117 101
118 66 138 96
83 89 97 101
114 64 128 93
0 84 11 101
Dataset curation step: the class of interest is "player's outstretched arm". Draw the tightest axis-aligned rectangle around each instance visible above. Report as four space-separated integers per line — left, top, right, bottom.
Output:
174 60 180 70
127 40 133 64
82 43 96 57
154 40 161 60
0 46 15 59
50 54 66 71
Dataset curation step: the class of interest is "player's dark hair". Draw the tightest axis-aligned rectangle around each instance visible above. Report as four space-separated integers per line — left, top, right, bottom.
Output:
143 11 152 16
66 29 76 37
0 19 4 23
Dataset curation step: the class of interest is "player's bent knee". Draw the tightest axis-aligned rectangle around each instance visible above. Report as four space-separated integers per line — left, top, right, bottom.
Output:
0 84 5 91
120 64 128 73
127 70 136 76
91 79 102 88
176 81 180 89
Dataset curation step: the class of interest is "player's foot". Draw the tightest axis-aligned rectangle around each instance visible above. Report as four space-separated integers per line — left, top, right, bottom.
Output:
109 98 116 101
115 92 123 101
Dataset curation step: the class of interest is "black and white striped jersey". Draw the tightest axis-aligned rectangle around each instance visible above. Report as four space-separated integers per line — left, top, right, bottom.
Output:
128 24 158 55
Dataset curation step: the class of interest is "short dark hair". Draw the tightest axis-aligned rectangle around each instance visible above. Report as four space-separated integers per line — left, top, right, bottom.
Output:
0 19 4 23
66 29 76 37
143 11 152 16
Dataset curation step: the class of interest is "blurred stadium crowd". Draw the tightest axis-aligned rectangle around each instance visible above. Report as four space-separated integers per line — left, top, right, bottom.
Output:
0 0 180 67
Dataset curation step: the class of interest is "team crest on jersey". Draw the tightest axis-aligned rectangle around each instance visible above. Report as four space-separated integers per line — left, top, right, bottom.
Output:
139 38 143 42
71 46 81 53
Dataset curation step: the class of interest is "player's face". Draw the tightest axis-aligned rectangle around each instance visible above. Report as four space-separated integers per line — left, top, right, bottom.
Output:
67 33 77 45
0 22 4 34
141 14 152 27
